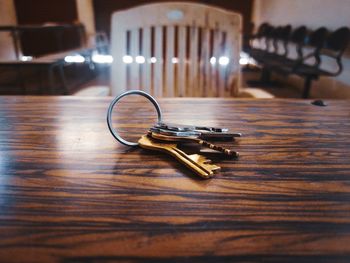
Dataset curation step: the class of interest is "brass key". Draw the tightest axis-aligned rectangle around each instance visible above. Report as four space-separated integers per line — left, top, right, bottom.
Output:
138 135 220 179
149 132 239 158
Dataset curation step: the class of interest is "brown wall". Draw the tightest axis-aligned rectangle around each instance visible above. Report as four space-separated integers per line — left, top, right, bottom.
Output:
93 0 254 39
76 0 96 35
14 0 78 25
0 0 17 60
13 0 80 56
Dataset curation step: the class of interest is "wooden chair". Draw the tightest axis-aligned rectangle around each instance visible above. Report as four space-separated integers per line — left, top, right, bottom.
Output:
110 2 242 97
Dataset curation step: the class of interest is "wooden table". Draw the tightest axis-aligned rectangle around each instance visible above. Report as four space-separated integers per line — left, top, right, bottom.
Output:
1 97 350 262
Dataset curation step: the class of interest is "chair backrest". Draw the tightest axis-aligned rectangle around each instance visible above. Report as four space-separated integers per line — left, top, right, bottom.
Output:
110 2 242 97
272 25 292 56
290 26 308 44
262 25 276 52
306 27 328 49
299 27 328 67
250 23 272 51
256 23 270 37
286 26 307 60
318 27 350 75
325 27 350 54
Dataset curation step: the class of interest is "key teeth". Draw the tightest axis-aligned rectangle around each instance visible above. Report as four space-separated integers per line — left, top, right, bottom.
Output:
197 156 212 165
189 154 221 174
205 164 221 173
203 159 212 164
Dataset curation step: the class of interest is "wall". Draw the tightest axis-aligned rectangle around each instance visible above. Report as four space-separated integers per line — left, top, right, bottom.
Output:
0 0 96 58
14 0 96 56
76 0 95 35
253 0 350 98
14 0 77 25
0 0 17 60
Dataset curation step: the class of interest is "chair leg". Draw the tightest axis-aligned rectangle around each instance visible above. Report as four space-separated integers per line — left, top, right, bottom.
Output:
17 66 26 95
58 65 69 95
48 66 56 95
261 68 271 83
246 68 279 87
303 77 313 99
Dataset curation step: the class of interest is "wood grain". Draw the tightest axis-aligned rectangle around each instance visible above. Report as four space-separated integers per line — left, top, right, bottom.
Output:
0 96 350 263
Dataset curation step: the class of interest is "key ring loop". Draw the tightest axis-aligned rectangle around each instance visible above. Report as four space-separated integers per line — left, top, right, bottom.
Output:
107 90 162 147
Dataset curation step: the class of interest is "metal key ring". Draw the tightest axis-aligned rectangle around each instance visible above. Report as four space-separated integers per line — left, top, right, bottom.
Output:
107 90 162 147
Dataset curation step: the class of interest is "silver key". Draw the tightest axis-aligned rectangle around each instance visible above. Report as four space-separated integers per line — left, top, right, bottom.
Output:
155 122 229 133
150 127 242 140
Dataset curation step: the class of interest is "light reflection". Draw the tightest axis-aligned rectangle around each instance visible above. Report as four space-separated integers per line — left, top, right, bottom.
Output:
135 56 146 64
92 53 113 64
149 57 157 63
64 54 86 63
20 56 33 62
122 55 133 64
239 58 249 65
119 56 234 65
210 57 217 65
218 56 230 66
172 57 179 64
239 52 249 65
239 51 257 66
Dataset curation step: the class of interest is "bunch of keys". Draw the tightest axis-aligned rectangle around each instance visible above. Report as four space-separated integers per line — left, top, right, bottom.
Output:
107 90 242 179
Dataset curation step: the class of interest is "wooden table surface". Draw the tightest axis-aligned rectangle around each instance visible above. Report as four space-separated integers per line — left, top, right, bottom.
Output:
1 96 350 263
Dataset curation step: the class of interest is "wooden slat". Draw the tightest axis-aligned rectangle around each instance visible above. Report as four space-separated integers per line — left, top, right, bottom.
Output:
230 24 242 97
165 26 175 97
208 29 218 96
154 26 163 97
110 27 128 96
217 31 226 97
141 27 152 94
225 30 240 97
188 25 199 97
178 26 187 97
129 28 140 90
200 28 210 97
205 29 213 97
211 27 222 97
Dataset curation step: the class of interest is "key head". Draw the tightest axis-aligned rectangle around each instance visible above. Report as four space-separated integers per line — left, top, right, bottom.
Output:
150 127 200 137
156 122 195 132
153 122 242 141
138 134 178 150
200 132 242 141
156 122 230 133
149 132 198 143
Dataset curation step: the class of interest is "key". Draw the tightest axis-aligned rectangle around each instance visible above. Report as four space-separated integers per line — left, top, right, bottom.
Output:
155 122 229 133
150 127 242 141
149 132 239 158
138 135 220 179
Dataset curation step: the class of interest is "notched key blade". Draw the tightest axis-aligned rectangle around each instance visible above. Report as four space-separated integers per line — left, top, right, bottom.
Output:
189 154 221 174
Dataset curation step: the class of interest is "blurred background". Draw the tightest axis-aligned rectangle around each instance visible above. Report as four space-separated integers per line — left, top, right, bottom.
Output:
0 0 349 99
